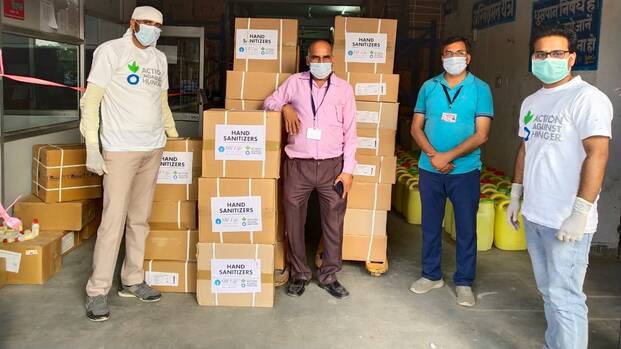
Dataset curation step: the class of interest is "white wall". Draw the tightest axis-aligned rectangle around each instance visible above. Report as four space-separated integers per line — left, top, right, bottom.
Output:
444 0 621 248
3 129 81 208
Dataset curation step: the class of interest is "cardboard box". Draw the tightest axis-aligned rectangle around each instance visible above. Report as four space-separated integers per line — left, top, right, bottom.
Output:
342 234 387 263
226 71 291 102
32 144 103 203
14 196 97 231
0 258 7 289
196 243 274 307
0 233 62 284
55 231 79 256
224 99 264 111
356 101 399 130
145 228 198 261
198 178 278 244
353 155 397 184
144 260 197 293
356 128 396 157
202 109 281 179
233 18 298 73
347 182 392 210
333 16 397 74
275 239 287 271
150 201 198 230
154 138 203 201
335 72 399 103
344 209 387 237
79 213 100 241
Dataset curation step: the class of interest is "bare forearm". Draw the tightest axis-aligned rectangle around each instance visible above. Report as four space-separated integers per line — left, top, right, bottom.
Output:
578 151 608 203
446 132 489 160
512 141 525 184
411 127 436 155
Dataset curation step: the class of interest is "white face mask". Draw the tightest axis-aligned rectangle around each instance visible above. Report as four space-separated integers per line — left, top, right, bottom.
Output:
309 62 332 79
443 57 468 76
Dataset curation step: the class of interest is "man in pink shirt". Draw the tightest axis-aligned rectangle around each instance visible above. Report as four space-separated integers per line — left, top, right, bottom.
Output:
264 40 357 299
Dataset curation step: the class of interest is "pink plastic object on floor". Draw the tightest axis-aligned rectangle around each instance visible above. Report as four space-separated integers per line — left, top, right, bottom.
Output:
0 195 22 230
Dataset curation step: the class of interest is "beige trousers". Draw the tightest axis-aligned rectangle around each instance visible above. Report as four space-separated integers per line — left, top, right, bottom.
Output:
86 148 163 297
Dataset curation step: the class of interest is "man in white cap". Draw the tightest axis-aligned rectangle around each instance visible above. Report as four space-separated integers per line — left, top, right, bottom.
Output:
80 6 177 322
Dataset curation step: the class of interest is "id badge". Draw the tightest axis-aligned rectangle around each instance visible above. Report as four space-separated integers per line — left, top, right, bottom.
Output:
441 112 458 123
306 128 322 140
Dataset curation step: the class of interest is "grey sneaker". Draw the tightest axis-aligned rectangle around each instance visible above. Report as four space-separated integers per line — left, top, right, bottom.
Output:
118 281 161 302
456 286 475 307
85 295 110 322
409 277 445 294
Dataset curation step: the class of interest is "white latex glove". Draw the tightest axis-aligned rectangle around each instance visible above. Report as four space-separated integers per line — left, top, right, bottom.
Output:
506 183 523 230
85 143 108 176
556 197 592 242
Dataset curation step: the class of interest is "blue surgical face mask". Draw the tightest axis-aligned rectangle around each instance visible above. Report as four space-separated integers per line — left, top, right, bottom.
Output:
134 23 161 47
309 62 332 79
531 58 570 84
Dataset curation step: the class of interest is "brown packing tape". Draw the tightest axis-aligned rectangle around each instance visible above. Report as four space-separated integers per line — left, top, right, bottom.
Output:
197 270 274 283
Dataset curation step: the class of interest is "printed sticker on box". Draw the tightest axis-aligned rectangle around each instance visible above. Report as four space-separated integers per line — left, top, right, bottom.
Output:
158 152 193 185
211 259 261 293
357 137 378 150
355 83 387 96
0 250 22 273
345 32 387 64
354 164 377 177
235 29 279 60
215 125 266 161
146 271 179 287
356 111 380 124
211 196 262 232
61 232 75 254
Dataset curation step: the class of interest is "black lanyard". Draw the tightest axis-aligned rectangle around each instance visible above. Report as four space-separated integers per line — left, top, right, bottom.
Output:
442 85 463 110
310 74 331 124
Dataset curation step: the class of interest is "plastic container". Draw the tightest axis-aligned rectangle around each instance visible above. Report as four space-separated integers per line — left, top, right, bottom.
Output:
405 182 422 225
494 199 527 251
401 177 419 214
476 196 495 251
394 173 414 213
444 200 455 240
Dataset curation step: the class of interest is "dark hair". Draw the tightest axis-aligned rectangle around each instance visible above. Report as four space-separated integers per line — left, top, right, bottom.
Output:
441 36 471 53
530 26 578 53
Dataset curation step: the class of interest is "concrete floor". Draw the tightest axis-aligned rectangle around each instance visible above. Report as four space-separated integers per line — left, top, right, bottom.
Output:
1 212 620 349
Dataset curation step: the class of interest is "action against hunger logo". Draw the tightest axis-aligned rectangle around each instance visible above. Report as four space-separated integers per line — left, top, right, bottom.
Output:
127 61 140 85
523 110 563 142
523 111 534 141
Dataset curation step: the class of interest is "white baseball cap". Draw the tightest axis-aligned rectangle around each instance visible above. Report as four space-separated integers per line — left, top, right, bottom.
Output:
131 6 163 24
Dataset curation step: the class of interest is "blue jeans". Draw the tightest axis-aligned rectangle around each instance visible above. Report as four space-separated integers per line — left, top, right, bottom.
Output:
524 219 593 349
419 169 480 286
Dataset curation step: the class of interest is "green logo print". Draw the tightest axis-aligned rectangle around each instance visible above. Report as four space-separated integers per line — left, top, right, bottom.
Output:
523 110 534 125
128 61 139 73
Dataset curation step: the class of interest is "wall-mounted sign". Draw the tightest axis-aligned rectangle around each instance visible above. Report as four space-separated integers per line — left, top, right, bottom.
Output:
3 0 25 20
472 0 516 30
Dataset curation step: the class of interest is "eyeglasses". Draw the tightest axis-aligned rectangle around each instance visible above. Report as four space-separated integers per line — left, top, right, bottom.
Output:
532 50 570 61
309 55 332 63
442 50 468 58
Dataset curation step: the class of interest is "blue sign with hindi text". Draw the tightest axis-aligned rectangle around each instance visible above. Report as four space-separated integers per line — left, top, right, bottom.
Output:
472 0 516 30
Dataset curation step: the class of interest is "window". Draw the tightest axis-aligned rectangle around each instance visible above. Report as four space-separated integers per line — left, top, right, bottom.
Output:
2 32 80 133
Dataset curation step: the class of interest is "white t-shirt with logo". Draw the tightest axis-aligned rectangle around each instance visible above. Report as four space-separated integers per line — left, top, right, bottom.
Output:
88 35 168 151
518 76 613 234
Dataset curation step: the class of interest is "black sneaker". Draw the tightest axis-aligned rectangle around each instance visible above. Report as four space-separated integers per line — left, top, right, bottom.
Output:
286 279 310 297
318 280 350 299
85 295 110 322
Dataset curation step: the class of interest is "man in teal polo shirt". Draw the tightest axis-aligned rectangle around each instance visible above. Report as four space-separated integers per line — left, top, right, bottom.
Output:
409 36 493 307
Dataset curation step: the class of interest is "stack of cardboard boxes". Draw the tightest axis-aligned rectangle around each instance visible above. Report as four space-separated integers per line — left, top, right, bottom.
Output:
143 138 202 293
1 144 103 284
333 16 399 268
196 17 296 307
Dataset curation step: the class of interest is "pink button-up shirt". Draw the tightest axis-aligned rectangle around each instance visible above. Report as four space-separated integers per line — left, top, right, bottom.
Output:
263 72 357 173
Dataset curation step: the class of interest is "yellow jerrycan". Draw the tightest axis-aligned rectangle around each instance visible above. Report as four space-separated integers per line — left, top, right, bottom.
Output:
494 199 527 251
394 173 413 213
444 200 456 240
405 181 422 225
401 177 419 214
476 195 495 251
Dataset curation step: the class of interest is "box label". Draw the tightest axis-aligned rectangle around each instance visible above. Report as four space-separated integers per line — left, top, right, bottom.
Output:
354 164 377 177
345 32 387 64
356 110 380 124
0 250 21 273
215 125 266 161
211 259 261 293
355 83 387 96
211 196 262 232
146 271 179 287
158 151 193 185
61 232 75 254
357 137 378 150
25 249 38 256
235 29 278 60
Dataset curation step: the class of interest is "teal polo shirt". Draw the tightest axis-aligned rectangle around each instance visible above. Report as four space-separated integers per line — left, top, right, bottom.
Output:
414 72 494 174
